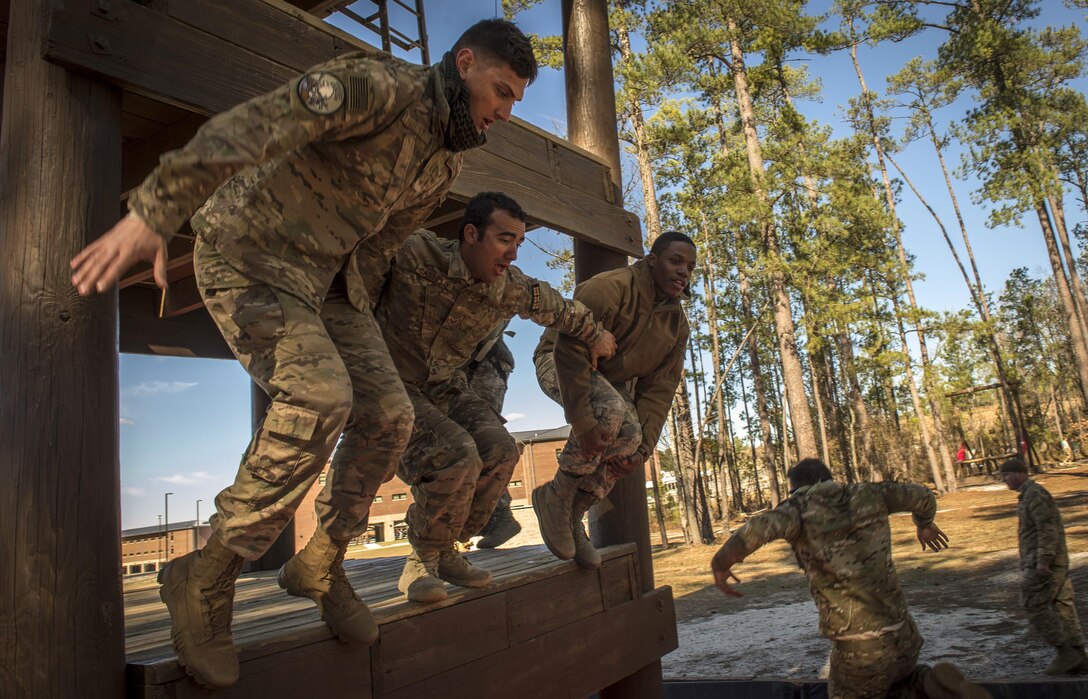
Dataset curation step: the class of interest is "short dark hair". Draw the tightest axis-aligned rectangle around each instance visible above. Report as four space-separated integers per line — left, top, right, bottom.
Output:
452 19 538 84
787 458 834 490
649 231 696 256
999 457 1028 474
460 191 528 240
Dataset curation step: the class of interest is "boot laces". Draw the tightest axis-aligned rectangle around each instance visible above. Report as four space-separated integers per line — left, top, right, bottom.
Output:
205 561 240 632
323 548 360 602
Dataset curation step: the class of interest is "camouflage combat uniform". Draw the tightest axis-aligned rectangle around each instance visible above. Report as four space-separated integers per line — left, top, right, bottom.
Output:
372 231 603 551
534 257 688 500
131 51 472 558
718 481 939 699
1016 478 1084 651
465 326 517 515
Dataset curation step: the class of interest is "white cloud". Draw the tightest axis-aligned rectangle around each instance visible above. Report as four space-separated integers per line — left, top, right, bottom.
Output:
120 417 135 426
123 487 145 497
125 381 199 397
158 471 217 486
504 412 527 423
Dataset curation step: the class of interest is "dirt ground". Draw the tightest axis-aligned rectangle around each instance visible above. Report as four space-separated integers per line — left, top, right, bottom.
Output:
653 464 1088 682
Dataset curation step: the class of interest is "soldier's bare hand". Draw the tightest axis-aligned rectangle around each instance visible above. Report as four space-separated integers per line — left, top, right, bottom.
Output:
916 524 949 552
588 329 617 369
711 546 744 597
577 422 612 459
605 451 644 480
71 213 169 295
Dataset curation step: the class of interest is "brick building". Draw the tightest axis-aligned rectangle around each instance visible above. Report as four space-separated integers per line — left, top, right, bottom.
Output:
120 520 211 576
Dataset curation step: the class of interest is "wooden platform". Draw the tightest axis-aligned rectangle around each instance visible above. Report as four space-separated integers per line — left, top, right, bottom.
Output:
125 543 677 698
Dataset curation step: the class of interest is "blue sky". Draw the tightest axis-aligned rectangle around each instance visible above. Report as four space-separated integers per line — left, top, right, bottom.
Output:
118 0 1087 528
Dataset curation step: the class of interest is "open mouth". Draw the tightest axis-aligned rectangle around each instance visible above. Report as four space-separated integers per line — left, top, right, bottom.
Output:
672 279 686 291
482 117 493 131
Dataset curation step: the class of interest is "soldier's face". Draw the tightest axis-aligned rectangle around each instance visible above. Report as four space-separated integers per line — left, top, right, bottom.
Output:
647 241 697 299
1001 471 1027 490
461 208 526 283
456 48 528 133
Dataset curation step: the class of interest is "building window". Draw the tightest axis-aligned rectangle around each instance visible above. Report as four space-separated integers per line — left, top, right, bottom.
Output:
392 493 407 501
373 495 383 503
555 448 563 461
510 480 523 487
393 521 409 540
318 473 327 486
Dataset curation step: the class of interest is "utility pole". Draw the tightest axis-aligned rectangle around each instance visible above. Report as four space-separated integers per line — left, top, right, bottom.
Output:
157 515 163 566
195 499 203 551
164 492 173 563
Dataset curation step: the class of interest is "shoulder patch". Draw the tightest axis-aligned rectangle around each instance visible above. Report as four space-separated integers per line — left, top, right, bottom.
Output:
297 72 346 115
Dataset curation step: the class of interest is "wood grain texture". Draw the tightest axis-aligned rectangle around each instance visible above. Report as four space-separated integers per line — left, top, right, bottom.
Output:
0 1 125 695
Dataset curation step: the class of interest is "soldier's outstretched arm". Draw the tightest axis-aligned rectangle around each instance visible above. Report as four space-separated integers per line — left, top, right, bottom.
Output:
71 55 402 295
710 504 800 598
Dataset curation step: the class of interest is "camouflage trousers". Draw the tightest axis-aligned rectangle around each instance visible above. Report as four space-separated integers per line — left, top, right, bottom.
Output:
828 618 927 699
397 374 520 552
535 351 641 500
465 350 516 512
197 238 413 559
1021 565 1084 648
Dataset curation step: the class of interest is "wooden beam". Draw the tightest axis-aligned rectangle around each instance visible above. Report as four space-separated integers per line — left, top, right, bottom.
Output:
159 275 204 319
120 287 233 359
0 0 125 694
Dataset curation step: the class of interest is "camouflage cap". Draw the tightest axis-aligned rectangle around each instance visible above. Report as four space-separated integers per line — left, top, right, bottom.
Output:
999 457 1028 473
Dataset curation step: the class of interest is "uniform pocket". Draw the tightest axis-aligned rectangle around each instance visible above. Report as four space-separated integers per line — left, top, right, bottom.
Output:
245 402 320 486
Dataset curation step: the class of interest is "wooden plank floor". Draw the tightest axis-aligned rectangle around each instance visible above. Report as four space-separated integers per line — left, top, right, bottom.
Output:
125 543 678 698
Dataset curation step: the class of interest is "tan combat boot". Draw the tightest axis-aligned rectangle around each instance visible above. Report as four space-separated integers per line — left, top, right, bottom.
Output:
532 471 579 560
1045 643 1086 675
277 527 378 645
157 534 244 689
570 490 602 570
398 549 447 603
437 547 493 588
923 662 992 698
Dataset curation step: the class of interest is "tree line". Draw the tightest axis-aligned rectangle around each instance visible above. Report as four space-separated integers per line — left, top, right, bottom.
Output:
506 0 1088 545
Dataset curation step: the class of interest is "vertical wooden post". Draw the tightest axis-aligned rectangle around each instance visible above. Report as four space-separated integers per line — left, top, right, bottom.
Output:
246 382 297 570
0 1 125 695
562 1 664 697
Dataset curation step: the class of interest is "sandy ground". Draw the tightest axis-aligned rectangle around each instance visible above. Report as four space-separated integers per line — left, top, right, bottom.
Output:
654 465 1088 682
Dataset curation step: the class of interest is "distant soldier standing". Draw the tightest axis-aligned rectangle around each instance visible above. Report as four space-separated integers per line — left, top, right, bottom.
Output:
532 231 694 569
365 192 615 603
999 457 1087 674
711 459 989 699
465 325 524 548
70 20 537 689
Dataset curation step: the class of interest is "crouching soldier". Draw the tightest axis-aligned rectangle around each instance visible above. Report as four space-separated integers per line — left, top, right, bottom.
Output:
532 231 695 569
368 191 615 602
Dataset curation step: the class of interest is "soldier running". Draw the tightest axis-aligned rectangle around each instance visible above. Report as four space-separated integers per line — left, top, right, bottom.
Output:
532 231 695 569
364 191 615 602
999 457 1087 674
711 459 989 699
69 20 537 689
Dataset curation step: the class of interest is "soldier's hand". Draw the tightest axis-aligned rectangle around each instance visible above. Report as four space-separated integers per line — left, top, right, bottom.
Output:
577 422 612 459
711 546 744 597
916 524 949 552
1037 562 1053 576
588 329 617 369
71 213 169 295
605 451 644 480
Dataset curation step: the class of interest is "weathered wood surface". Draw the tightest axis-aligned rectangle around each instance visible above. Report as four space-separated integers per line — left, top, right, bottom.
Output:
45 0 641 256
0 1 125 696
124 543 677 698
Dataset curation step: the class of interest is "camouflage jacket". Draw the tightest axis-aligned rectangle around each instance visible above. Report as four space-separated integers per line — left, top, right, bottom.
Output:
129 52 463 311
1017 479 1069 569
535 258 688 454
376 231 602 388
722 481 937 639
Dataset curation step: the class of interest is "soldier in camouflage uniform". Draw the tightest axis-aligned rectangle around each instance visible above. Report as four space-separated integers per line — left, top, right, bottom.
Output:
532 231 695 570
999 457 1087 674
465 325 524 548
366 192 615 603
70 20 537 690
712 459 989 699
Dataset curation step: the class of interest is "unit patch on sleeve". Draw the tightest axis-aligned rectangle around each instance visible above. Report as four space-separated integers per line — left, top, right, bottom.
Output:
297 72 346 115
530 283 543 311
